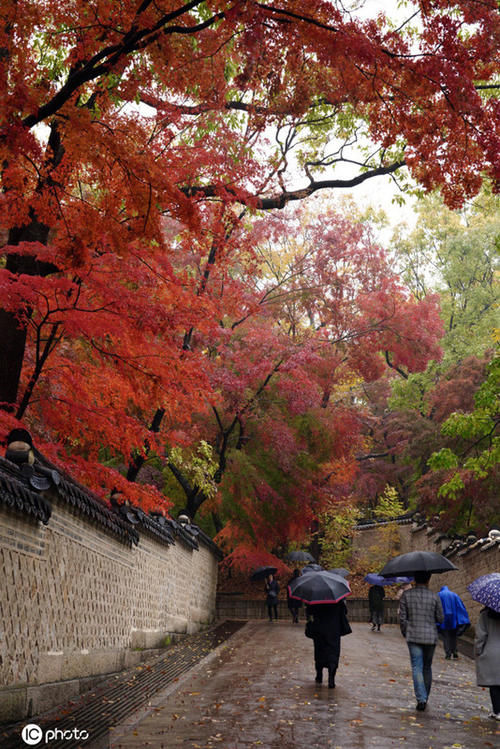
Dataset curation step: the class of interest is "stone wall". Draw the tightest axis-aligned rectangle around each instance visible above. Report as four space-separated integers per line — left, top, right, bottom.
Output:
0 499 220 722
216 595 400 624
402 524 500 626
354 521 500 627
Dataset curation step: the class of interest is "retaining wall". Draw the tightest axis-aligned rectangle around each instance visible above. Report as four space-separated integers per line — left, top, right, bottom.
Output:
216 596 400 624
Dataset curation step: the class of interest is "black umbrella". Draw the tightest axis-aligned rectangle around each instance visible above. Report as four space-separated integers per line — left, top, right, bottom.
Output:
288 570 351 605
329 567 350 578
380 551 458 577
250 565 278 581
286 551 316 563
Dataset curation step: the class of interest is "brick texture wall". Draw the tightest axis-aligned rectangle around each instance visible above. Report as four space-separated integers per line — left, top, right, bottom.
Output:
355 522 499 626
402 525 499 625
0 500 219 721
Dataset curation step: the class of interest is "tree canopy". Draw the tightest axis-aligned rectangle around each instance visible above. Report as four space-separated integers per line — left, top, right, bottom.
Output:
1 0 499 557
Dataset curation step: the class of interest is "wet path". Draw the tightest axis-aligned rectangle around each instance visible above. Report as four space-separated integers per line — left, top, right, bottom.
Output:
107 622 499 749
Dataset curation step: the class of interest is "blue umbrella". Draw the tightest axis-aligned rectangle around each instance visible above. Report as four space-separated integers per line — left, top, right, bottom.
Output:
364 573 413 586
467 573 500 613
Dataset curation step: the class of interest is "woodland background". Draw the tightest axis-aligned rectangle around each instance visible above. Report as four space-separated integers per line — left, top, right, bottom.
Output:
0 0 498 577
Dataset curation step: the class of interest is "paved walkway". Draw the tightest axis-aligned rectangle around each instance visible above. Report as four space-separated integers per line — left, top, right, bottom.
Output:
105 622 499 749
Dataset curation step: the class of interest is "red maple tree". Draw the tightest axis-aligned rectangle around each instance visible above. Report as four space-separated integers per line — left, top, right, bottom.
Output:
0 1 498 534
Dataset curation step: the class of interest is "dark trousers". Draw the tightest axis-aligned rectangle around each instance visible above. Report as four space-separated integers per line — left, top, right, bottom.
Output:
442 628 458 656
288 604 300 623
267 603 278 621
490 685 500 714
370 609 383 628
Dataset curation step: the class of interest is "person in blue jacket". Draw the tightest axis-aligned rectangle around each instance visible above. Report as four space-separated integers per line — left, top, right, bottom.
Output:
438 585 470 659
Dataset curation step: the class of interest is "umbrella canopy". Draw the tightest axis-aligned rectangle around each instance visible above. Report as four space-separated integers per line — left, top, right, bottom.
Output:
329 567 350 578
250 566 277 582
379 551 458 577
467 573 500 613
364 573 413 586
301 563 324 574
286 551 316 563
288 570 351 605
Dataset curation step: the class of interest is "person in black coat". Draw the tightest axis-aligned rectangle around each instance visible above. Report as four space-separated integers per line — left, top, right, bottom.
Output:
287 569 302 623
264 574 280 622
369 584 385 631
306 602 350 688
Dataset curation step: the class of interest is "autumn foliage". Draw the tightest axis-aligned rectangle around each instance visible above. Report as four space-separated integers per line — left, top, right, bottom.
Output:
0 1 499 558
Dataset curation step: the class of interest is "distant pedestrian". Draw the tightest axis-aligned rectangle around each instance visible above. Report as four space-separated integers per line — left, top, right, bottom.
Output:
306 601 351 688
399 571 444 711
438 585 470 659
368 584 385 631
265 574 279 622
475 606 500 720
287 569 302 623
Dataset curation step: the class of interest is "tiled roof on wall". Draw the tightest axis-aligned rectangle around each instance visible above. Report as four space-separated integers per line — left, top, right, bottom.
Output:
355 511 416 530
0 449 221 554
0 454 138 545
0 457 51 524
409 517 500 558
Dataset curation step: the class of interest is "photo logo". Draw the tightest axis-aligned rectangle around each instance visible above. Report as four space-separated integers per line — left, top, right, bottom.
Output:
21 724 43 746
21 724 89 745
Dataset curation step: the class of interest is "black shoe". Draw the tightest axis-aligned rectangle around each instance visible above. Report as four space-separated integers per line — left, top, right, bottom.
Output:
328 668 336 688
453 653 459 659
416 702 427 711
377 625 381 631
315 669 323 684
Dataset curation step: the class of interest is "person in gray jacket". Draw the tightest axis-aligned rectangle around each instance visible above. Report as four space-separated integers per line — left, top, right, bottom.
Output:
475 606 500 720
399 571 444 711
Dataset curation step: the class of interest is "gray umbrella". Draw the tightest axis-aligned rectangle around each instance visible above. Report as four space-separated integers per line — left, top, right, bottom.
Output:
329 567 350 578
380 551 458 577
286 551 316 563
301 563 324 574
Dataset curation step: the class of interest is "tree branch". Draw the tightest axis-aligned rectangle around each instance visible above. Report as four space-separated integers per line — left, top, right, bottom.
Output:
182 160 406 209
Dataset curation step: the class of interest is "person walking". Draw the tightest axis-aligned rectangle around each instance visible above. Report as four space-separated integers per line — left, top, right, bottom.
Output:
306 601 351 688
265 574 279 622
287 569 302 623
438 585 470 659
399 571 444 711
475 606 500 720
368 584 385 631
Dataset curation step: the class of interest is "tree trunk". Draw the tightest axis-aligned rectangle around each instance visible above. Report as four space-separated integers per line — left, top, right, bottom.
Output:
0 219 56 409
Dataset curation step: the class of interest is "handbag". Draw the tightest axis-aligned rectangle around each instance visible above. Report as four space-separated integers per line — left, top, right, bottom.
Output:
305 620 316 639
340 609 352 637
